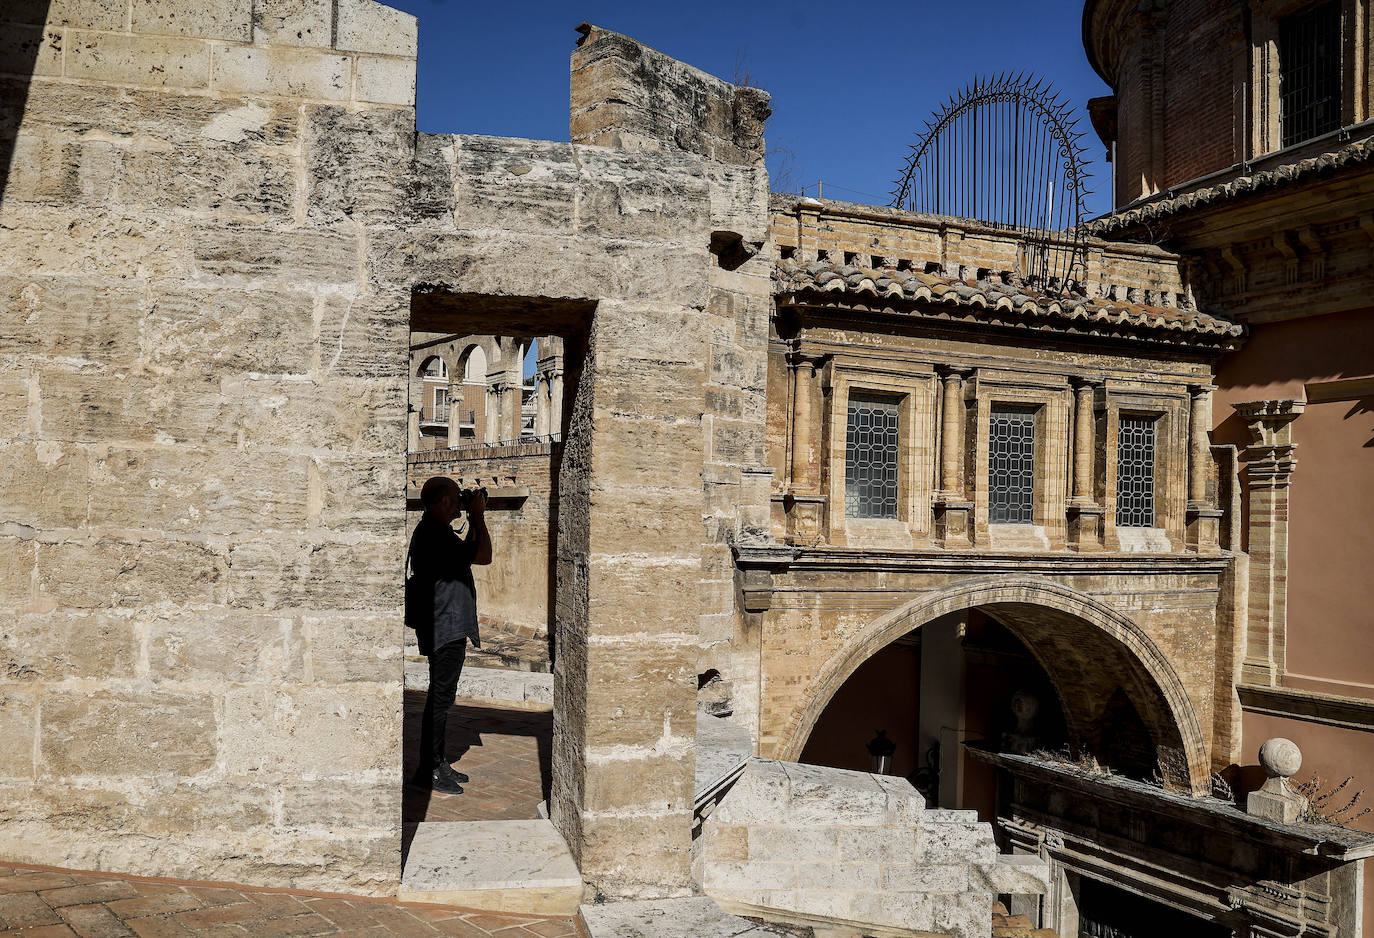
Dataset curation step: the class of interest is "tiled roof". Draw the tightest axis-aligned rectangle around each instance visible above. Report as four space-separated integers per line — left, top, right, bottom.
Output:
773 258 1245 345
1087 136 1374 237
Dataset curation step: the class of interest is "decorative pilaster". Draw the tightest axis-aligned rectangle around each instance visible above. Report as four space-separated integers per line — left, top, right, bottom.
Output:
1236 399 1304 686
1186 384 1222 551
785 351 827 544
933 366 973 547
1066 378 1103 551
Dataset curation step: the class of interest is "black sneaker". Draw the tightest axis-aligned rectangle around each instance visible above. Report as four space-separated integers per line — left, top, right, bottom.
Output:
408 765 470 788
431 763 466 794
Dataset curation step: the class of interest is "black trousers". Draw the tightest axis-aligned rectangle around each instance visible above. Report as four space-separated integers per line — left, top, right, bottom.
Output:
418 638 466 770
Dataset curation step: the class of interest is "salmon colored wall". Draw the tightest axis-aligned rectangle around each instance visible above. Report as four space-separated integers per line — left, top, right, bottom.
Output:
1214 309 1374 695
800 643 921 779
1217 310 1374 933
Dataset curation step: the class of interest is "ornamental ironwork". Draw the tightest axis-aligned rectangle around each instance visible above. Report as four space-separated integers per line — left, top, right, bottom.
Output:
845 395 899 519
891 74 1092 292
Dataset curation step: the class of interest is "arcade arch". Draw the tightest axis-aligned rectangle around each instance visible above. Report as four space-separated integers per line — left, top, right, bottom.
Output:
780 578 1211 795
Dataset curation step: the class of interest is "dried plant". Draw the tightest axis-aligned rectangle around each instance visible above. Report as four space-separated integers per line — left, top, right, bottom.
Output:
1210 772 1235 803
1294 773 1371 826
1152 747 1190 793
1028 745 1112 778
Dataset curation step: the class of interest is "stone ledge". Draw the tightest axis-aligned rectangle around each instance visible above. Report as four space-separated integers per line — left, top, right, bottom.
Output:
580 897 794 937
1236 683 1374 731
400 820 582 914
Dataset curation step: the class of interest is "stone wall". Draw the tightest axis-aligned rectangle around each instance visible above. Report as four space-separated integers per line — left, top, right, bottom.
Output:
0 0 417 892
697 759 1047 938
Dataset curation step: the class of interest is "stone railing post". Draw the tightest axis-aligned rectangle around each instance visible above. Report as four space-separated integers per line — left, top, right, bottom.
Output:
1066 378 1104 551
1236 399 1304 685
934 366 973 547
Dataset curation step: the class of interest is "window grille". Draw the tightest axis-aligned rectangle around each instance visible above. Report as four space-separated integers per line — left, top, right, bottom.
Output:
1279 2 1342 148
845 395 899 519
1116 416 1156 528
988 407 1035 524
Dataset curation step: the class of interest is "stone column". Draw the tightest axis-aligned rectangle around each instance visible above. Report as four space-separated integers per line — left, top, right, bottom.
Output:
785 352 826 545
546 367 564 439
1236 399 1304 686
446 397 460 449
1066 379 1103 550
934 367 973 547
787 352 817 492
407 407 420 452
1186 384 1222 551
939 369 965 497
484 385 501 443
1071 381 1094 501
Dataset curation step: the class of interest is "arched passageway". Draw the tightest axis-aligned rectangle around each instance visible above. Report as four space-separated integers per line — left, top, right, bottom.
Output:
781 578 1210 795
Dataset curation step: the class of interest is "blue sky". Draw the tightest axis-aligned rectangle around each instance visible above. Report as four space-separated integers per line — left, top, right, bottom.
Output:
385 0 1113 218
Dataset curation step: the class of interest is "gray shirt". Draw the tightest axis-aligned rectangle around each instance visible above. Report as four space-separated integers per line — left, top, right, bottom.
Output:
408 514 480 654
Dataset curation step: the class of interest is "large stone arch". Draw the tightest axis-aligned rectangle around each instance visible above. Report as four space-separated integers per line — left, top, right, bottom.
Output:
776 576 1212 794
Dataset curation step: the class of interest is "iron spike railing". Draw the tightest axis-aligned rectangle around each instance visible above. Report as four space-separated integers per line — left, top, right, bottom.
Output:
890 74 1093 294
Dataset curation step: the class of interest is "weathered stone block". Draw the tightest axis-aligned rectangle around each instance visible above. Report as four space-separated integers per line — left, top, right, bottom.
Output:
0 693 36 777
0 26 62 79
14 0 127 29
212 43 350 101
131 0 253 40
41 692 217 777
66 31 211 89
703 860 796 891
783 762 887 827
224 375 405 453
305 105 413 224
0 442 88 529
89 446 309 534
35 538 224 610
837 826 917 864
334 0 417 58
2 614 137 682
221 686 398 777
354 54 414 107
252 0 332 48
0 537 34 611
117 144 296 219
582 749 695 813
276 779 399 830
148 614 299 683
577 812 695 894
0 278 144 364
747 826 837 862
224 537 400 612
583 640 695 748
314 292 409 380
880 863 968 893
303 615 402 684
138 287 315 376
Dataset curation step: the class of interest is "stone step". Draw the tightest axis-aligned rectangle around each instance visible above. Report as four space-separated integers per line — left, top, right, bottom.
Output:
580 897 798 937
405 660 553 709
399 819 583 915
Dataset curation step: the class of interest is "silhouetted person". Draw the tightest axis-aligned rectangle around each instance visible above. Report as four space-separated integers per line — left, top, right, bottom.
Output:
407 476 492 794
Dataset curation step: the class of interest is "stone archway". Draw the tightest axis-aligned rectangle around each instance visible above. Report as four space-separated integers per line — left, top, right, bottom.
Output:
776 577 1211 794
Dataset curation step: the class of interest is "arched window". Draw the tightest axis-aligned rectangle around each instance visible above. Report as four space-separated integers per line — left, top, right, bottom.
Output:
419 356 447 379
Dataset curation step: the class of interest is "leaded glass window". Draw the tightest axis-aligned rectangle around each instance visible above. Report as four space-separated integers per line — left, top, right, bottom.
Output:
845 395 899 519
1116 416 1156 527
988 407 1035 524
1279 1 1342 148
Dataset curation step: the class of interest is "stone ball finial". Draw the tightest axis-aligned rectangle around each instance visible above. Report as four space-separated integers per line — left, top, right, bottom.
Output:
1259 737 1302 780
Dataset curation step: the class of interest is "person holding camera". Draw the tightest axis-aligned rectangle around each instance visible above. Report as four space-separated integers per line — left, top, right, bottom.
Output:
407 476 492 794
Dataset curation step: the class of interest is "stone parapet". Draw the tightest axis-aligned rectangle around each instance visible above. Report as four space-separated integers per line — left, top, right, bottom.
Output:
697 758 1046 938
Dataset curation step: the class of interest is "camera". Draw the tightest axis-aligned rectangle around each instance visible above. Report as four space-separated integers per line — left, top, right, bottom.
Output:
458 486 487 510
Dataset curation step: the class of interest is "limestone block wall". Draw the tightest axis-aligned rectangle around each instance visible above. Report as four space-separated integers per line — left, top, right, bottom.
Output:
0 0 417 893
385 73 772 895
697 759 1047 938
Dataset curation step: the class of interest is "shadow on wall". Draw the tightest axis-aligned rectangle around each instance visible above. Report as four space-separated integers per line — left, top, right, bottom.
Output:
0 0 53 204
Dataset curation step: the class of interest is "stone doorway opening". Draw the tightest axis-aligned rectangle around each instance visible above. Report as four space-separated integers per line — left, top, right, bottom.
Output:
398 290 593 912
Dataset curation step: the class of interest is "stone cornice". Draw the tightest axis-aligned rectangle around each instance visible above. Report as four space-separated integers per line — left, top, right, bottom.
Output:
1237 684 1374 732
777 547 1230 577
